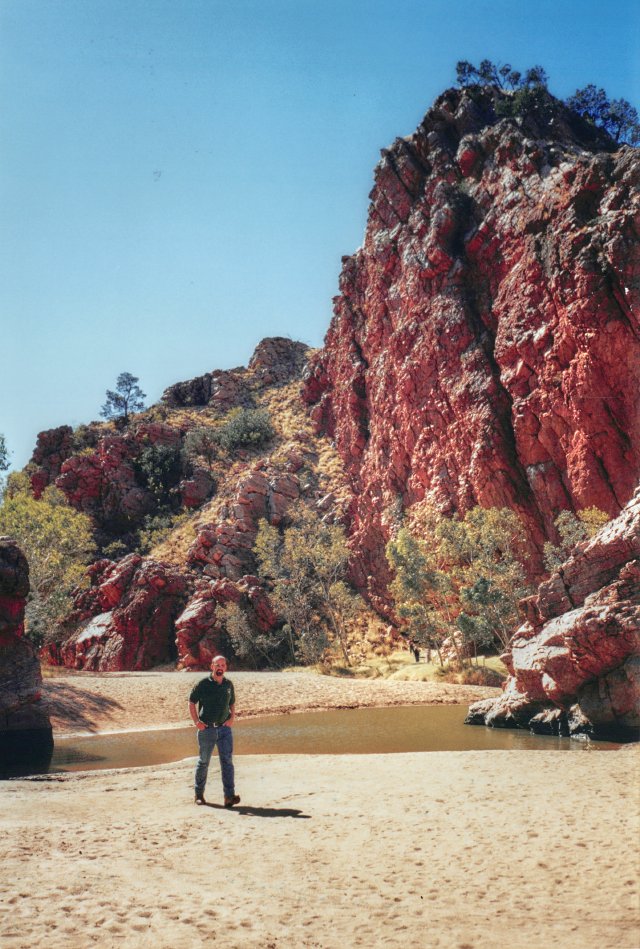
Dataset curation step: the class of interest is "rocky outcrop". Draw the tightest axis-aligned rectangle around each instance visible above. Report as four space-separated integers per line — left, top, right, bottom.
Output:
248 337 310 385
33 336 329 671
42 555 190 671
303 86 640 606
175 575 278 669
30 425 75 497
162 337 310 408
0 538 53 773
188 462 300 579
31 423 184 534
466 487 640 739
162 368 251 410
55 436 153 528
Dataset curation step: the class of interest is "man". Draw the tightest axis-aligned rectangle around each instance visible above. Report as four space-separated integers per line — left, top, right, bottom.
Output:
188 655 240 808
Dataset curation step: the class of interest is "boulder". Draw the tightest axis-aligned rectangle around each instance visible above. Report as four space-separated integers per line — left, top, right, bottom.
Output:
179 467 216 508
0 537 53 773
248 337 310 386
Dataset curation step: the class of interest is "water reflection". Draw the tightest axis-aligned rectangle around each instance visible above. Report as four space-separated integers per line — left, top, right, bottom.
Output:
40 704 622 776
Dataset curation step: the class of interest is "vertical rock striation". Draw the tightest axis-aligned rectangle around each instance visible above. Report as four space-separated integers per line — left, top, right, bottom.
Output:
303 87 640 607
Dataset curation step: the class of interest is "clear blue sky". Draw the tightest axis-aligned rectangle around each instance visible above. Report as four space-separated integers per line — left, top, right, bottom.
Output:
1 0 638 471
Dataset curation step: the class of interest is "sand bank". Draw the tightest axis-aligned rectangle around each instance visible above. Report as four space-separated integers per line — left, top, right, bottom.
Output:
40 668 500 736
1 671 638 949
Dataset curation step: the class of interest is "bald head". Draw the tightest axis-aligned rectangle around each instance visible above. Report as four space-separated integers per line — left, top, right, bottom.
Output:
210 656 228 681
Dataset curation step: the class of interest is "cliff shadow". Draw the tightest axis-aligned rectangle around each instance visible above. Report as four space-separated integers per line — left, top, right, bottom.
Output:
41 681 123 734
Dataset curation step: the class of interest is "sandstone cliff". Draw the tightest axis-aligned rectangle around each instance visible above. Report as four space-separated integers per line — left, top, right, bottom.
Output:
303 86 640 610
466 486 640 739
0 537 53 773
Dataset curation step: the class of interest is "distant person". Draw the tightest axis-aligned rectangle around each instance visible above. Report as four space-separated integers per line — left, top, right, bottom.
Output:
409 640 420 663
188 655 240 808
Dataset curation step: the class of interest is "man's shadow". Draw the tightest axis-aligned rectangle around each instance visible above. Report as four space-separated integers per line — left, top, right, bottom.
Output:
203 803 310 819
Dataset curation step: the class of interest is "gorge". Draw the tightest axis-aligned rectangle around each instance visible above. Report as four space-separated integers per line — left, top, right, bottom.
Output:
8 79 640 741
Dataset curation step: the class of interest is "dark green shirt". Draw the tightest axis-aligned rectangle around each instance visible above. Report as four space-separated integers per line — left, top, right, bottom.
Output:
189 675 235 725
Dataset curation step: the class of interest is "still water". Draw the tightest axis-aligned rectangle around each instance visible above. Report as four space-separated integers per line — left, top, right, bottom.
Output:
49 704 620 774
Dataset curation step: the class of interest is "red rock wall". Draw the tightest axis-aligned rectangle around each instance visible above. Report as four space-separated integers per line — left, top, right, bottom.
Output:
303 88 640 607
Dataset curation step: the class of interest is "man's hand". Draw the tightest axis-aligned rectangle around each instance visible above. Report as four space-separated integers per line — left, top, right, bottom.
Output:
195 720 207 731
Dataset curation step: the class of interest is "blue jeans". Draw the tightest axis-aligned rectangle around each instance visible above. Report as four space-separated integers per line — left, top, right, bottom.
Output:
194 725 235 798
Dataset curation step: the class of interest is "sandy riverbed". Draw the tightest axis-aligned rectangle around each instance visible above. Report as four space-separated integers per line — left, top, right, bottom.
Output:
40 668 500 735
1 670 638 949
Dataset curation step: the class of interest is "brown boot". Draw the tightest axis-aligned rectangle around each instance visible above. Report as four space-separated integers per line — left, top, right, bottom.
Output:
224 794 241 808
194 792 206 805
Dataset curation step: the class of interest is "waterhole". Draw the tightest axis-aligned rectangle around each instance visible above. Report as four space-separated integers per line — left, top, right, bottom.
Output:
42 704 620 775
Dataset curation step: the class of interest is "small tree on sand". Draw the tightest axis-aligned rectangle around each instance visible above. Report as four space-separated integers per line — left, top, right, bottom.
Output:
218 602 287 669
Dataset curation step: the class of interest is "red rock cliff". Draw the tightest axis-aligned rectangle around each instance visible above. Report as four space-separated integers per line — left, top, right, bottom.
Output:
303 87 640 608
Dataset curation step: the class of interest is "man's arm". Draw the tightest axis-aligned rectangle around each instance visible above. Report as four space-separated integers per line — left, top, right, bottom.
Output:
189 700 206 730
226 703 235 727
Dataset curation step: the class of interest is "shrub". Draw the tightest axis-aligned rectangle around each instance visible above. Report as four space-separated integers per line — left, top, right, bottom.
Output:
215 408 274 453
102 539 130 560
136 511 188 554
543 508 610 572
183 426 219 469
135 443 182 505
0 433 9 473
218 602 288 668
72 424 100 452
496 85 555 127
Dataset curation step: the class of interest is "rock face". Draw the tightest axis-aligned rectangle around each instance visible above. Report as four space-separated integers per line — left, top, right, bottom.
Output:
303 87 640 606
0 538 53 773
466 487 640 739
30 425 76 498
42 555 190 671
